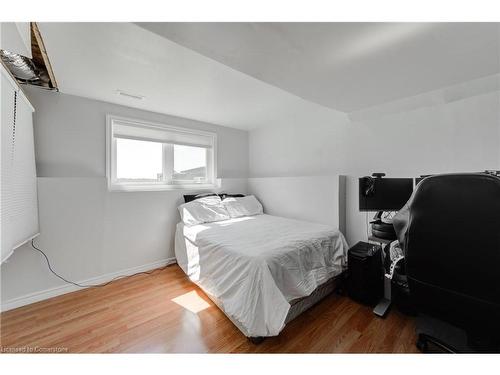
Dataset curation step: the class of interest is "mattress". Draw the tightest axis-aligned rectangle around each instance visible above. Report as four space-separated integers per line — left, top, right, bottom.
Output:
174 214 348 337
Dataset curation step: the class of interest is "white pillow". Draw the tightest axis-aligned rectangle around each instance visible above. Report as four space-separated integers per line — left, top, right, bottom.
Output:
222 195 263 218
178 195 230 226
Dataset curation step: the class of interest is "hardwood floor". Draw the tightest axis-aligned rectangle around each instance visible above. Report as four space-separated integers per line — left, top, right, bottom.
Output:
0 265 419 353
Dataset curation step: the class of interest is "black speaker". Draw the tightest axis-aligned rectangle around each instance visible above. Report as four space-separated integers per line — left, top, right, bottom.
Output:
347 242 384 305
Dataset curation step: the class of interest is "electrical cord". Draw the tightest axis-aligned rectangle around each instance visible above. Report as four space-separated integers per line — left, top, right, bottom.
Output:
31 239 170 288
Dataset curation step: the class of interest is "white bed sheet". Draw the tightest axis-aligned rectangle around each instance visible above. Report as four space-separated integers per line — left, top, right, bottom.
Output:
174 214 348 337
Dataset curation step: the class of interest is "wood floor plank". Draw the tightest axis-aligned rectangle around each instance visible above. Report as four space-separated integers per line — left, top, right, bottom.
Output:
0 265 419 353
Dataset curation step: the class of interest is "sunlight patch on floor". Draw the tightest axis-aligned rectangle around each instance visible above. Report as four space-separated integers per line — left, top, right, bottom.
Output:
171 290 211 314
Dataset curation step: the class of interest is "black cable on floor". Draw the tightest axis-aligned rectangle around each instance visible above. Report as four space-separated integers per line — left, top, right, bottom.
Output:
31 239 170 288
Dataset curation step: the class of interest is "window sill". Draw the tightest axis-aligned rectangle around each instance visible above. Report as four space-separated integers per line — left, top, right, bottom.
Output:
108 180 221 192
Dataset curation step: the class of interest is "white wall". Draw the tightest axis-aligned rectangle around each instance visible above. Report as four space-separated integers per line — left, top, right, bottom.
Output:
248 175 346 234
0 88 249 310
30 88 248 178
249 84 500 246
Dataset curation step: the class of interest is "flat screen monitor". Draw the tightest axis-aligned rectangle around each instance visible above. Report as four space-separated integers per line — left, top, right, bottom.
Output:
359 177 414 211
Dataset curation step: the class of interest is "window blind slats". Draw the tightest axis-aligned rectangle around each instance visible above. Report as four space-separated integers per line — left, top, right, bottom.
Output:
1 66 39 263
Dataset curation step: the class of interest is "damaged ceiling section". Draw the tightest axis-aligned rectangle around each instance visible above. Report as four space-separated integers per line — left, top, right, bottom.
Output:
1 22 58 90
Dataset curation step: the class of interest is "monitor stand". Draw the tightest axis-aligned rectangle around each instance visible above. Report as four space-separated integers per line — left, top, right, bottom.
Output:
368 234 394 318
373 298 391 317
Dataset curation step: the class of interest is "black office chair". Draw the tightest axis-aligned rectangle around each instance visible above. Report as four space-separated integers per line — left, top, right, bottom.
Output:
393 173 500 353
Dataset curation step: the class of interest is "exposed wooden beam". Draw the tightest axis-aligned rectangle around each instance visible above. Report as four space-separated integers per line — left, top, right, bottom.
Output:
30 22 58 90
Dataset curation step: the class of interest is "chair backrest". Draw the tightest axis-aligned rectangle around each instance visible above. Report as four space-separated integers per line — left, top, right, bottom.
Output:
396 173 500 331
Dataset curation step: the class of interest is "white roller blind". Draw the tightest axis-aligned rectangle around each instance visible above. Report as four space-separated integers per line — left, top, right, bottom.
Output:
1 64 39 263
113 119 214 148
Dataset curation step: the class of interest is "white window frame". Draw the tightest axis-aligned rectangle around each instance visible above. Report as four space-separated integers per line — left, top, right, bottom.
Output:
106 115 218 192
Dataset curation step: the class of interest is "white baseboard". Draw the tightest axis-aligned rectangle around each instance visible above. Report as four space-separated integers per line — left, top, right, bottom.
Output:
0 257 177 312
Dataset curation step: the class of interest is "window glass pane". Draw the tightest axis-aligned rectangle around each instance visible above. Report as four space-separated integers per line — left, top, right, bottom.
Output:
116 138 163 181
173 144 207 182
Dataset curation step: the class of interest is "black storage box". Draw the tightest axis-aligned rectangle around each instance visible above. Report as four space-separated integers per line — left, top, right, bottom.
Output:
347 241 384 305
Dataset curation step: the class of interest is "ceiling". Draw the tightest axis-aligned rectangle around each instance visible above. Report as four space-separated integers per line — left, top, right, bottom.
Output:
38 22 499 130
137 22 500 112
39 22 345 130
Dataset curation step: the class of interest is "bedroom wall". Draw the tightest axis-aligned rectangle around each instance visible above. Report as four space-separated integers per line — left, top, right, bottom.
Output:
0 88 249 311
249 78 500 246
247 175 346 234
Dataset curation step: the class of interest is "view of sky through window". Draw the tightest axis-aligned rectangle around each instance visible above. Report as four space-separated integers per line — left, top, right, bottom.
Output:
116 138 162 180
116 140 207 182
174 144 206 173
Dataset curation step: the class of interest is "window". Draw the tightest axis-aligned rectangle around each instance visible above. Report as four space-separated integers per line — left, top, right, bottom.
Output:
106 115 217 191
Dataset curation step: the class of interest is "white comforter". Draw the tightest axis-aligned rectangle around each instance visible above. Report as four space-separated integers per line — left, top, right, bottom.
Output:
174 214 348 337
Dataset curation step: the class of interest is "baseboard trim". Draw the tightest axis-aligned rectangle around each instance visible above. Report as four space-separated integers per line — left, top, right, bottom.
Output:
0 257 177 312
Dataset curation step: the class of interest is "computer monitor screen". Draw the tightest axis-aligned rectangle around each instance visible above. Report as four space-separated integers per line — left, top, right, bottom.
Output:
359 177 414 211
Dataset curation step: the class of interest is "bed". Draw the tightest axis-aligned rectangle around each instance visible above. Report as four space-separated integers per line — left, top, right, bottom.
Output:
174 211 348 339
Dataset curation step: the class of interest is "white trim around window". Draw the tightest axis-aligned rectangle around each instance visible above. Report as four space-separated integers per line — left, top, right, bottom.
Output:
106 115 218 192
